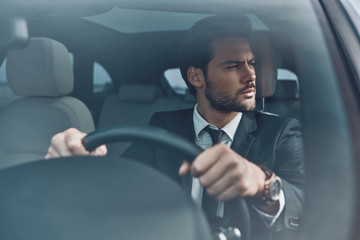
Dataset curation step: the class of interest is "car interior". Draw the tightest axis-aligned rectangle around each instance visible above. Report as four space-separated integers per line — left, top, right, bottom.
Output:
0 12 301 240
0 0 359 240
0 12 295 160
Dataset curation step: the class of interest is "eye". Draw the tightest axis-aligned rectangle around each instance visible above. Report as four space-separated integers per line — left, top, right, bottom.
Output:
249 61 256 67
225 65 237 70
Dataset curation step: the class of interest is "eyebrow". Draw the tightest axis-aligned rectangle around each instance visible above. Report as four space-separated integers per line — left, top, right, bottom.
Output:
221 58 255 65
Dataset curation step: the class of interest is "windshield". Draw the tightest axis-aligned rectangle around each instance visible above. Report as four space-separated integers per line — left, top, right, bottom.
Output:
0 1 358 240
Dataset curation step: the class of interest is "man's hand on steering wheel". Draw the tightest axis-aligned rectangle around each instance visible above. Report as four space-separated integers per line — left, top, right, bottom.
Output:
45 128 107 159
179 144 266 202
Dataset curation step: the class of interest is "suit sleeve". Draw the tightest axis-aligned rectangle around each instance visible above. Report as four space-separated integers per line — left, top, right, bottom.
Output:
272 118 305 235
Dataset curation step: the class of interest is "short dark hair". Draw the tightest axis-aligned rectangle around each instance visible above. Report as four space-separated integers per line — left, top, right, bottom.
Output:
178 14 252 96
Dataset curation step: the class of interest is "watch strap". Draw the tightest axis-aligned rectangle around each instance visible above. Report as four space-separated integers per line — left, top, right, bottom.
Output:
258 165 282 205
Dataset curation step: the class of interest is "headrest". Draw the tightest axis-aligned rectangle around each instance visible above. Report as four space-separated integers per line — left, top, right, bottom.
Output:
271 80 299 99
250 31 277 98
6 37 73 97
118 84 162 103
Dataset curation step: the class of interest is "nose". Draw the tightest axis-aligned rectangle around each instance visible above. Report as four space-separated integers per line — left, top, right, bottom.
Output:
240 64 256 83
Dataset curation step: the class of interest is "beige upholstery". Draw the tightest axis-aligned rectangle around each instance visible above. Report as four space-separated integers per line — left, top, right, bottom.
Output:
118 84 162 103
98 83 185 156
6 37 73 97
0 37 95 169
250 31 277 98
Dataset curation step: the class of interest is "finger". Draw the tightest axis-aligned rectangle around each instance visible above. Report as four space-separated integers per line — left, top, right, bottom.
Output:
207 167 255 201
191 144 229 177
47 132 73 158
45 146 60 159
90 145 108 156
198 155 237 188
205 170 240 199
178 160 191 176
64 129 89 155
216 184 243 202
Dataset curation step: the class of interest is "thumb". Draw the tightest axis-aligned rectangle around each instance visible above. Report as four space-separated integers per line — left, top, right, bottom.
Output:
178 160 191 176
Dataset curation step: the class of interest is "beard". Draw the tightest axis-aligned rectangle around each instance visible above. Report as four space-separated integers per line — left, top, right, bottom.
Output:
204 76 256 113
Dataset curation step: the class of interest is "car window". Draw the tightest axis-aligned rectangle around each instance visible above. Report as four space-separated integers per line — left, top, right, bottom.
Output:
341 0 360 36
347 0 360 17
163 68 187 95
0 59 7 83
93 62 113 93
0 1 359 239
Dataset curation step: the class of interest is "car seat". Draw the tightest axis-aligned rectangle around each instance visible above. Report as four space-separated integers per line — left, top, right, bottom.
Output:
97 83 185 156
267 79 301 120
250 31 278 107
0 37 95 169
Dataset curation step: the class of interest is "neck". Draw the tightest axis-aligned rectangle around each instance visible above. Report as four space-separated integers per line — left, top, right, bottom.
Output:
196 102 238 130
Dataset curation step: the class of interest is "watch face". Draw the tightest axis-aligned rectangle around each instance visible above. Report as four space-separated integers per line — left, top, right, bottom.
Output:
269 177 282 201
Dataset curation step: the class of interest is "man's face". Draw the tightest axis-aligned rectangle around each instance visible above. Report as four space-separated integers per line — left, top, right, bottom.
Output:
204 37 256 113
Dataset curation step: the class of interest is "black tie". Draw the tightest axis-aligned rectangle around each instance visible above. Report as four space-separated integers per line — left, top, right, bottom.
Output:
205 126 224 146
202 125 224 228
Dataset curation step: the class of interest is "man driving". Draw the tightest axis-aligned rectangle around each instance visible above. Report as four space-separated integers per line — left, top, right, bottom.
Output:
46 14 304 240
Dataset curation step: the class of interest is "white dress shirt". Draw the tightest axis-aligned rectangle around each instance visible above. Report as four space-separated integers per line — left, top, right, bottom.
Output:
190 105 285 228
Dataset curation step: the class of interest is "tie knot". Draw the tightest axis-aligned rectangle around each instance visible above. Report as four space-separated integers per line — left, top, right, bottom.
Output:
204 126 224 145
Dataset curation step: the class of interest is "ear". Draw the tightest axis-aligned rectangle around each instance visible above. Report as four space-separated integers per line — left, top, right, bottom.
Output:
187 66 204 88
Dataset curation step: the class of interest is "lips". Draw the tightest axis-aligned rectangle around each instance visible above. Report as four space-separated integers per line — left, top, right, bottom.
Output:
240 88 255 94
237 83 256 97
237 88 255 99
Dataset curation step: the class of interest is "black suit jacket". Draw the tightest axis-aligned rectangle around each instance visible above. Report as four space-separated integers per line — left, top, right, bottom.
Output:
122 108 304 240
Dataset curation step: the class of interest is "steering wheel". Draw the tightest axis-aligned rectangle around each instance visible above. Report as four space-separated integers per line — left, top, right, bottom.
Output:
83 125 251 240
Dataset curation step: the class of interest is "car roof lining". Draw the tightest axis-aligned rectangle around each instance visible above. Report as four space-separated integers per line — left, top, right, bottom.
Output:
0 0 310 26
82 9 269 34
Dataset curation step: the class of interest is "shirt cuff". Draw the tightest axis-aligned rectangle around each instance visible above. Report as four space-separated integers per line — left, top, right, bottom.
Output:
251 190 285 229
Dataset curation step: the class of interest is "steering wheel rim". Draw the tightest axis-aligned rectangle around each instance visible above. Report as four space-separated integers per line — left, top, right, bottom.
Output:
83 125 251 240
83 125 202 163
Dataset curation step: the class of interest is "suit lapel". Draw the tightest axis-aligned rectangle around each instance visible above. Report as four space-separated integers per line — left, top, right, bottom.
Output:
177 109 195 142
173 109 195 192
231 111 257 158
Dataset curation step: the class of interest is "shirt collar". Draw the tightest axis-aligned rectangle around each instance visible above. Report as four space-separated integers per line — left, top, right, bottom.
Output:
193 104 242 141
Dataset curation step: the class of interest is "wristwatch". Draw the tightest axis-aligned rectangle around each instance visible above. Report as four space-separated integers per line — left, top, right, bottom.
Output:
258 165 282 205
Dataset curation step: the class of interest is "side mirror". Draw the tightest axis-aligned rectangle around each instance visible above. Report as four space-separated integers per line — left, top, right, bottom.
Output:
0 16 29 51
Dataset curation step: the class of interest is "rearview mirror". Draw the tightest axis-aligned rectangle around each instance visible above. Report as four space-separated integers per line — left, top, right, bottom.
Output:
0 16 29 50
